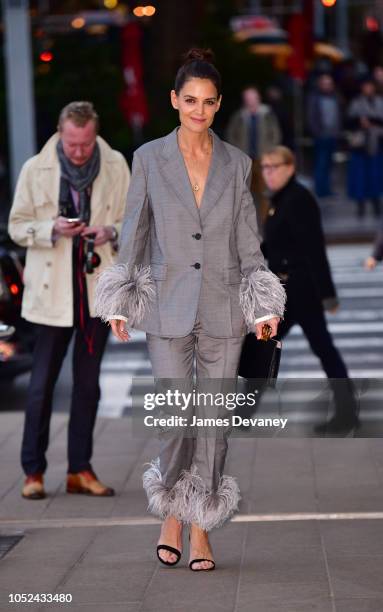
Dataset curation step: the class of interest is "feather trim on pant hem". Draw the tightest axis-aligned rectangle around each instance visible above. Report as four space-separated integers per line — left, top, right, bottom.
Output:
142 459 241 531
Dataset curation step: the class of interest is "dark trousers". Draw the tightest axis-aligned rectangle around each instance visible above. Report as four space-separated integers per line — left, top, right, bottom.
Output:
276 273 358 419
314 136 335 198
21 319 109 475
241 272 358 421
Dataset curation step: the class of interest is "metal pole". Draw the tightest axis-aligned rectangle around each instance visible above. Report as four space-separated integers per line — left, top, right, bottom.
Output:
314 0 325 39
2 0 36 191
336 0 350 54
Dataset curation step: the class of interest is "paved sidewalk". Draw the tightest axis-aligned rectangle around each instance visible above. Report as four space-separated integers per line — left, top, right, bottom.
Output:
320 193 378 244
297 166 379 244
1 413 383 611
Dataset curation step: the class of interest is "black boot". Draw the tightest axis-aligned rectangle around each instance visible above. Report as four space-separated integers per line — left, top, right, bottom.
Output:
314 379 360 436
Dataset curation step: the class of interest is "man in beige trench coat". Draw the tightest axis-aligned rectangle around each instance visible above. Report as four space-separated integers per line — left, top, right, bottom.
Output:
8 101 130 500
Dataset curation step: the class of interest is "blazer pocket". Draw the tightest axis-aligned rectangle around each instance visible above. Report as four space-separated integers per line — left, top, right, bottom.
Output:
150 262 167 280
223 267 242 284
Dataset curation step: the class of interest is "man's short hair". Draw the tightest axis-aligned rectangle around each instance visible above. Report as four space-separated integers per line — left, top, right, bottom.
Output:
242 84 260 94
262 145 296 167
58 101 99 132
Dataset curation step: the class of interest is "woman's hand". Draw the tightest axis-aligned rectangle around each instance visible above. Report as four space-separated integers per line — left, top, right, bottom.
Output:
110 319 130 342
327 305 339 315
254 317 280 340
365 256 377 270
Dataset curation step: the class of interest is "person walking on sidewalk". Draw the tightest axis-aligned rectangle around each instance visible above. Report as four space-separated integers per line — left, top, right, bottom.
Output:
8 101 130 500
95 49 285 571
307 74 341 199
261 146 360 435
225 86 281 224
346 79 383 218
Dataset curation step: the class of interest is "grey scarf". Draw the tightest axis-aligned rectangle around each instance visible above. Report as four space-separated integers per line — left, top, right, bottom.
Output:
56 139 100 223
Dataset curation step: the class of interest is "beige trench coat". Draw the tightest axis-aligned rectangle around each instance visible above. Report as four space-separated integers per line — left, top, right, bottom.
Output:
8 133 130 326
225 104 281 159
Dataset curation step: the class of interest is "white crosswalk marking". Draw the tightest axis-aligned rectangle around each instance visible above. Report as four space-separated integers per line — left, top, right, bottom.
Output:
280 244 383 377
98 245 383 418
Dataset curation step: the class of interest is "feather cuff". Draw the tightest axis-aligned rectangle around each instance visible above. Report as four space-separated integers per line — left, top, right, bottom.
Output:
239 266 286 327
94 263 155 325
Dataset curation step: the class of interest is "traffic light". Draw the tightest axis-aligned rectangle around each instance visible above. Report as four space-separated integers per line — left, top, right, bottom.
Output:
39 51 53 63
321 0 336 6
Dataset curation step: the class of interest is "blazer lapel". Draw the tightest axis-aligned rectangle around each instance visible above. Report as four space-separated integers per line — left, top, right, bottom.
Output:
199 130 234 222
159 128 201 224
159 127 235 224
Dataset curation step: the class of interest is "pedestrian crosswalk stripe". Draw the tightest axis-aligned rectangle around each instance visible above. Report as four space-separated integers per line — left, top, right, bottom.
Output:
98 245 383 417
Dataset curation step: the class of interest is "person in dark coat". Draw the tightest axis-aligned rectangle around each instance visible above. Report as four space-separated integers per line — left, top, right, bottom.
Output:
260 146 359 434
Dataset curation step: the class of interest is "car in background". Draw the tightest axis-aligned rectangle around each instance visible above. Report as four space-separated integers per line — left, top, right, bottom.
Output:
0 224 34 382
0 323 15 339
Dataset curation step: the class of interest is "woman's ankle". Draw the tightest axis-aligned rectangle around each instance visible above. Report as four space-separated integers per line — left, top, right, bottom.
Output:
190 523 209 538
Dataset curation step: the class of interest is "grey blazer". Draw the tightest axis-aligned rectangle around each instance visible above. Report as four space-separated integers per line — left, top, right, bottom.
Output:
95 127 285 338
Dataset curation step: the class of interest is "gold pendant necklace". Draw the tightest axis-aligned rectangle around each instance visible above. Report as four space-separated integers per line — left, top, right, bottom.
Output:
185 134 213 195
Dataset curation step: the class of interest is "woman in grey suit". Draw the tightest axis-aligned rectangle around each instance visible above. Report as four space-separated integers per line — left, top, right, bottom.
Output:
95 49 285 571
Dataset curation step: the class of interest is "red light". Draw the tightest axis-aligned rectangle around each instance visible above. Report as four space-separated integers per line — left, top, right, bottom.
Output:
9 284 19 295
321 0 336 6
366 16 379 32
40 51 53 62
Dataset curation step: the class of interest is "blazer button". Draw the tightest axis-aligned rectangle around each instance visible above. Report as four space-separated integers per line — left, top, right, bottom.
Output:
193 233 202 240
43 283 49 289
193 263 201 269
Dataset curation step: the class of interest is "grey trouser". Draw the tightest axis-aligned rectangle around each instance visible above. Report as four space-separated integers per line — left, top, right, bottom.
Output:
142 319 244 531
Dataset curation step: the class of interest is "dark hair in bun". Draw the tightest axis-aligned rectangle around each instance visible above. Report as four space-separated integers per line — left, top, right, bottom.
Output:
174 47 222 97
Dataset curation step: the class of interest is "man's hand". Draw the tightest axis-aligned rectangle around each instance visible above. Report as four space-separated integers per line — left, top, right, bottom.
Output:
53 216 86 237
110 319 130 342
82 225 114 246
365 256 377 270
254 316 280 340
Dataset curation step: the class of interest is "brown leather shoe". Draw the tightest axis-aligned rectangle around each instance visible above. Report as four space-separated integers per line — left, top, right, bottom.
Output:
66 470 115 497
22 474 46 500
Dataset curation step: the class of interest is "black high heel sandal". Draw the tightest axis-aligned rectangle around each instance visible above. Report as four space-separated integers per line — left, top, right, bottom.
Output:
156 544 181 566
189 558 216 571
188 534 215 571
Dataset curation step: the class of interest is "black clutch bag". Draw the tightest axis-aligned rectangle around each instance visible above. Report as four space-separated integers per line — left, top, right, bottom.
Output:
238 325 282 385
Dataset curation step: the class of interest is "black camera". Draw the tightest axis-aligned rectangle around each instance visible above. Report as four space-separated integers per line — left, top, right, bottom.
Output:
83 234 101 274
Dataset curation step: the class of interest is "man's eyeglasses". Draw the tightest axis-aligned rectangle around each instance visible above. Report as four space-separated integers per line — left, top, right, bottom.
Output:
260 162 288 172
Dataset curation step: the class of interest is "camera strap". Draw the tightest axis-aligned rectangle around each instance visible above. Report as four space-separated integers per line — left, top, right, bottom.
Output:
76 239 95 356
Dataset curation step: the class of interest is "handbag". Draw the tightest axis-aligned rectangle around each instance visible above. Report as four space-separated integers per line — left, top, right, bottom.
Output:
238 324 282 386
